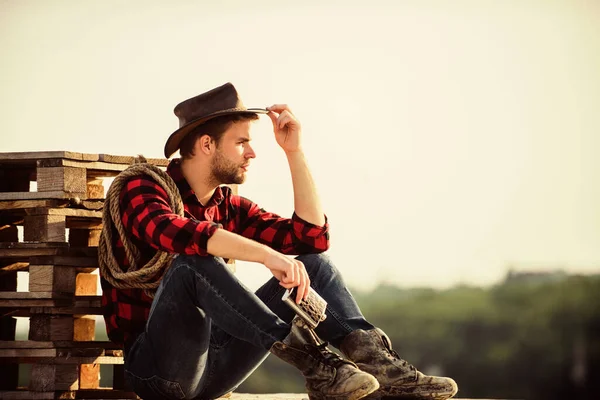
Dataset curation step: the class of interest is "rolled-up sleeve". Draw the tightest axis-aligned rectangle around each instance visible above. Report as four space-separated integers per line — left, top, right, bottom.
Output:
120 176 219 256
234 196 330 255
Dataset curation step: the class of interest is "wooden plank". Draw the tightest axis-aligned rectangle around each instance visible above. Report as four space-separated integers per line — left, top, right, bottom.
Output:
65 389 139 399
0 151 99 162
0 296 101 310
2 355 124 364
0 191 85 201
27 208 103 218
0 292 62 299
0 199 69 210
29 265 77 294
0 341 121 349
38 159 134 177
23 215 66 242
29 315 74 341
0 390 55 399
0 262 29 272
73 317 95 341
30 364 79 391
37 167 87 195
29 256 98 268
79 364 100 389
76 273 98 296
86 179 104 200
0 242 69 250
99 153 169 167
0 348 123 358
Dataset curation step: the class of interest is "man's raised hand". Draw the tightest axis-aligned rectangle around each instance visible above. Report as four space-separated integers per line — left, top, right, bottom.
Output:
266 104 302 153
263 248 310 304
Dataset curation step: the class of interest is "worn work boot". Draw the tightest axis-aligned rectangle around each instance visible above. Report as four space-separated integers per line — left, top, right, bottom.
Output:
270 321 380 400
340 329 458 400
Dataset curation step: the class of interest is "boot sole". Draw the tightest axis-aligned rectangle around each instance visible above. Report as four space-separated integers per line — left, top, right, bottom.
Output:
362 383 458 400
308 379 380 400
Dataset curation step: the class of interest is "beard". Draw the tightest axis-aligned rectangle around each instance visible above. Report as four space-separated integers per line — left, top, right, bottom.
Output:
210 149 246 185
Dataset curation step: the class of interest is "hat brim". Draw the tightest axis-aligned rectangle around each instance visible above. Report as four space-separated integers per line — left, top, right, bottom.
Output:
164 108 268 158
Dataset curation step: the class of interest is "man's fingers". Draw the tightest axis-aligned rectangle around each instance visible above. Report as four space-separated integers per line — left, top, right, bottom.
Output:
296 263 306 304
286 263 295 283
304 272 311 301
267 104 291 114
267 111 278 125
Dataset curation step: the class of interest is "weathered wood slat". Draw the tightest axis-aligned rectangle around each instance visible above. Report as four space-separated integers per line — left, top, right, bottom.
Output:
0 191 85 201
0 341 121 349
0 242 70 249
0 389 140 399
0 348 123 358
27 208 103 218
0 151 99 162
30 364 79 391
0 199 70 210
0 199 102 211
0 355 124 364
37 167 87 195
29 265 77 293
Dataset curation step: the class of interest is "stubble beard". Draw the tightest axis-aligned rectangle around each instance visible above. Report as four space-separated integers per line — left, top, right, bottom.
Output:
210 149 246 185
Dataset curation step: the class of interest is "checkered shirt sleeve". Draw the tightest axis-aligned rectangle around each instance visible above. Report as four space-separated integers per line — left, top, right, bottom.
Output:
233 195 330 254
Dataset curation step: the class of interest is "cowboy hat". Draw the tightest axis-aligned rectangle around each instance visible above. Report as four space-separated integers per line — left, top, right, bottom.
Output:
164 82 267 158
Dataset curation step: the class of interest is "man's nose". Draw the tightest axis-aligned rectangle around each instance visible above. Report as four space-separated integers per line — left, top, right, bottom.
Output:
245 145 256 159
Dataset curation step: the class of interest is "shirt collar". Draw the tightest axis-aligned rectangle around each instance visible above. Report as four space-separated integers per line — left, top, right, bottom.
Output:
167 158 225 206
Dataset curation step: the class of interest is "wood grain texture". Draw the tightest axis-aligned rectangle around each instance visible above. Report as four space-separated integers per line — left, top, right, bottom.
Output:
79 364 100 389
29 315 74 341
23 214 67 242
0 191 86 200
37 167 87 195
0 199 70 210
30 364 79 391
0 151 99 162
76 273 98 296
29 265 77 294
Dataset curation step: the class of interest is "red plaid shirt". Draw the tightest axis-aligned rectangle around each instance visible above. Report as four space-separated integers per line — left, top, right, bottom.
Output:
100 159 330 348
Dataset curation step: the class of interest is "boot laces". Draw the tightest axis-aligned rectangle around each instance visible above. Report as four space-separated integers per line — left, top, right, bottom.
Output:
306 342 346 368
381 336 418 377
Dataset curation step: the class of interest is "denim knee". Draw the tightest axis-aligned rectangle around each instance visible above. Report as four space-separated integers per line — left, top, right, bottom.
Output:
296 253 338 280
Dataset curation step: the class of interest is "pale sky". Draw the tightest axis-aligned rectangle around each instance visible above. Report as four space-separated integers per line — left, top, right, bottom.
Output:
2 0 599 291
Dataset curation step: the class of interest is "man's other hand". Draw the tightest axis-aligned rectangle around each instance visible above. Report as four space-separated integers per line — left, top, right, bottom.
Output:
267 104 302 153
263 248 310 304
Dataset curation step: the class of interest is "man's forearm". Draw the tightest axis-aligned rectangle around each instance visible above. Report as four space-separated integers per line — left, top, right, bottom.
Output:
206 228 271 263
286 151 326 226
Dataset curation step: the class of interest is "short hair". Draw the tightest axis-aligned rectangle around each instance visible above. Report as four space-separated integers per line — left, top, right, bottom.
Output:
179 113 259 159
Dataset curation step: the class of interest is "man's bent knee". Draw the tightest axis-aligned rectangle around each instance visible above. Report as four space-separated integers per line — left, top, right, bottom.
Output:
295 253 338 278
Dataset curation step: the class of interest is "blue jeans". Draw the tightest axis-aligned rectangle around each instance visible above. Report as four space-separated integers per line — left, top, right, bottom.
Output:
124 253 374 400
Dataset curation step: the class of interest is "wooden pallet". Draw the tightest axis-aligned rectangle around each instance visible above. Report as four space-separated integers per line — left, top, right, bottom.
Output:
0 152 169 399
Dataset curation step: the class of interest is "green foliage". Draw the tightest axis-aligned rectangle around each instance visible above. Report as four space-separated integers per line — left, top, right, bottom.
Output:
239 274 600 400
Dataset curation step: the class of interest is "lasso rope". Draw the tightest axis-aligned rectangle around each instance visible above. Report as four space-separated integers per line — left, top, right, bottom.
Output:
98 163 184 297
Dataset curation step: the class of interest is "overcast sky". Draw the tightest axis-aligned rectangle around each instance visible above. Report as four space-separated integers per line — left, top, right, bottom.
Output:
2 0 599 291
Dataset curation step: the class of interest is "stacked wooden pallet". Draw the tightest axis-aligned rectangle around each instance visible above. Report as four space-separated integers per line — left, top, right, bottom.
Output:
0 151 168 400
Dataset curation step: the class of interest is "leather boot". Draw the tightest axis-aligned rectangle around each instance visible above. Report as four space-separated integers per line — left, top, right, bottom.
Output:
340 329 458 400
270 321 380 400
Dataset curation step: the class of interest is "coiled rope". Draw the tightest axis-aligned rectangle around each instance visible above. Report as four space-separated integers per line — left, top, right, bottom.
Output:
98 162 183 297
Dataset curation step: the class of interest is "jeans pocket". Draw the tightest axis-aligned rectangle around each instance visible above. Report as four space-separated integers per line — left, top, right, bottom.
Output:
126 371 186 400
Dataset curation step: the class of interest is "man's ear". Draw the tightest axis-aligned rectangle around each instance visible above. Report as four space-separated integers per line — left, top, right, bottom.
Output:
196 134 215 156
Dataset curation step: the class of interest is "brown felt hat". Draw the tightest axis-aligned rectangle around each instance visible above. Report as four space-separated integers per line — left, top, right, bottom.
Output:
164 82 268 158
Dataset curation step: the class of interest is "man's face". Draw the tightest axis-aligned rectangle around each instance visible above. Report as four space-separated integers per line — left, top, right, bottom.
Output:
210 120 256 185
